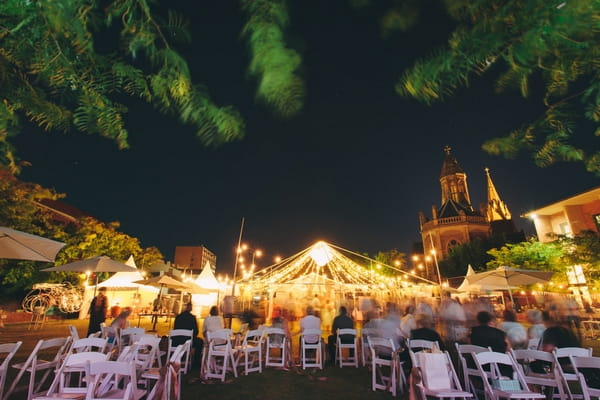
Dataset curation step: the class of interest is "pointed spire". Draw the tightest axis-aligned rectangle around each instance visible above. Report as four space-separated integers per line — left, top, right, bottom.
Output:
485 168 512 221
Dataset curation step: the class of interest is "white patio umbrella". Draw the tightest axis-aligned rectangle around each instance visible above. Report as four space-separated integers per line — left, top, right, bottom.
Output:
43 255 137 297
466 266 554 305
0 226 65 262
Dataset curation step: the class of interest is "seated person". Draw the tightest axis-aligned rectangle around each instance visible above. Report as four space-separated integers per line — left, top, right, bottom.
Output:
327 306 355 364
202 305 224 340
300 306 321 344
173 302 204 368
410 312 446 351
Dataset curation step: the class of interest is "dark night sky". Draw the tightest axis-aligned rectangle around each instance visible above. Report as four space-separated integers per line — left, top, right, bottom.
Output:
13 2 599 276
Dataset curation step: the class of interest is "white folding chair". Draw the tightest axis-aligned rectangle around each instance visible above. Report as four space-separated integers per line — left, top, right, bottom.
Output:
0 341 22 400
120 327 145 350
336 328 358 368
369 337 398 395
68 325 81 342
167 329 193 374
86 361 146 400
511 349 569 400
413 350 473 400
203 329 238 381
6 336 71 400
300 328 323 370
264 327 288 368
407 338 439 366
33 351 109 399
570 355 600 400
235 329 263 375
554 346 593 397
134 335 162 371
360 327 375 367
455 343 492 399
68 338 108 354
143 343 187 400
473 351 546 400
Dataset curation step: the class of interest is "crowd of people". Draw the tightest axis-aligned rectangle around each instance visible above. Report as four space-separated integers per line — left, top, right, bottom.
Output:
86 288 586 371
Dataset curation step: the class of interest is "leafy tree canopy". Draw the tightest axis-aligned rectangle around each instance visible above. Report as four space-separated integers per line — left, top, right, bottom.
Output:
397 0 600 174
0 168 163 294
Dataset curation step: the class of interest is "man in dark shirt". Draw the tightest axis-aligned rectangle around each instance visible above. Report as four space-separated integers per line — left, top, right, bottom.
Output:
327 306 355 364
173 303 203 368
470 311 509 353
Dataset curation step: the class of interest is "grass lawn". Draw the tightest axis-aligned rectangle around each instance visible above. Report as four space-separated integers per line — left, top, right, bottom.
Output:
0 318 398 400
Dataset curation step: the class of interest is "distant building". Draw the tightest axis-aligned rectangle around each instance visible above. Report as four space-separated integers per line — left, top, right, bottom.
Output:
523 187 600 242
417 147 520 275
173 245 216 277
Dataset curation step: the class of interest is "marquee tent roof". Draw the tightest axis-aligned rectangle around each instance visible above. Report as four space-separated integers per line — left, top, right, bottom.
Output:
194 261 220 290
248 241 435 288
96 255 158 292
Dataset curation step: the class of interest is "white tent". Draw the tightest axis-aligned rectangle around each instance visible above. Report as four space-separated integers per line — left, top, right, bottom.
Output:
190 261 221 316
80 255 158 319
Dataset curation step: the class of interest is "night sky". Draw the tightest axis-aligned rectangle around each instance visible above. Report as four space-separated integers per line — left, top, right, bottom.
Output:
13 2 598 276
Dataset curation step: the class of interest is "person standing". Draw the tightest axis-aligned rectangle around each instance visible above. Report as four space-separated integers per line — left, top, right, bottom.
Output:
327 306 354 364
87 287 108 336
173 303 204 368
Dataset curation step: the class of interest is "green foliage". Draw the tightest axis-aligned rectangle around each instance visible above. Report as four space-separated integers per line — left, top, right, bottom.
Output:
486 238 564 271
0 168 163 293
397 0 600 174
554 231 600 280
240 0 305 117
372 248 406 275
0 0 246 172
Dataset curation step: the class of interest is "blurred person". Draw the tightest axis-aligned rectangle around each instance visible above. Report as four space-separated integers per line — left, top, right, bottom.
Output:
321 299 334 335
470 311 509 353
327 306 354 364
111 307 132 330
400 305 416 338
202 305 224 339
439 293 467 345
87 287 108 336
539 310 580 353
526 309 546 340
173 302 203 368
499 309 527 349
271 306 293 368
410 313 446 351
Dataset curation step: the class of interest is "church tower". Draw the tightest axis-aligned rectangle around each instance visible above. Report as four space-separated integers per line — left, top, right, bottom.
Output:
418 147 490 266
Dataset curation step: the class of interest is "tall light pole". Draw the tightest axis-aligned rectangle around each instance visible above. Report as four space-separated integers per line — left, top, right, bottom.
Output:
231 217 245 296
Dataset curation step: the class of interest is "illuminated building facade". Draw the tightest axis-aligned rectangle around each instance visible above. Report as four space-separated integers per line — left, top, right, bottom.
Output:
418 147 517 267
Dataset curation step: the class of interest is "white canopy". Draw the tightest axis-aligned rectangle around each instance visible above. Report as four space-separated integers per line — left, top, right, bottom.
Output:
97 255 158 291
193 261 220 290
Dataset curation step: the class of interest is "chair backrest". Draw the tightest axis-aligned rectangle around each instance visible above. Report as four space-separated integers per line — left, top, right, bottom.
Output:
265 327 286 348
455 343 491 379
369 336 396 358
207 329 233 347
46 351 109 395
569 356 600 396
554 347 593 358
120 327 145 347
243 329 264 347
0 341 22 372
168 329 193 348
70 337 108 353
134 335 161 369
474 351 529 398
86 361 138 400
68 325 80 341
337 328 357 344
408 339 439 352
